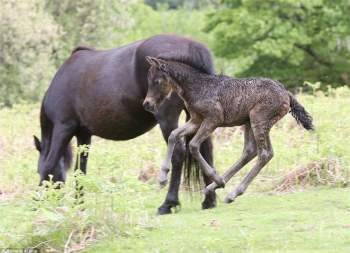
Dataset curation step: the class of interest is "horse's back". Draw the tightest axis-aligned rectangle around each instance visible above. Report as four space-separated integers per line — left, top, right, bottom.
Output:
42 34 214 140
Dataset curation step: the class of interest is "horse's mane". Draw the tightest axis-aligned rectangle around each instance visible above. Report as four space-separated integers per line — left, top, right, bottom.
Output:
71 46 94 55
158 43 215 75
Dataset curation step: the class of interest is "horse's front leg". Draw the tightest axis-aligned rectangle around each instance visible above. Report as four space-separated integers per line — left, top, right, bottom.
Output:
159 120 198 186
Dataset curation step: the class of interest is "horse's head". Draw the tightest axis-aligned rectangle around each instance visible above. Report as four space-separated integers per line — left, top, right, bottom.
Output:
33 135 70 185
143 56 173 113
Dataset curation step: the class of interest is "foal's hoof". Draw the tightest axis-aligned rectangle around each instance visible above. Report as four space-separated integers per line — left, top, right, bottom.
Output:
224 195 235 204
158 178 168 188
214 176 225 188
158 169 169 188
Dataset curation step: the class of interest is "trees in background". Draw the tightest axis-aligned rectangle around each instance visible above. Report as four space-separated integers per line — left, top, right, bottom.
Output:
0 0 60 106
1 0 350 107
0 0 136 107
0 0 212 107
206 0 350 89
45 0 135 65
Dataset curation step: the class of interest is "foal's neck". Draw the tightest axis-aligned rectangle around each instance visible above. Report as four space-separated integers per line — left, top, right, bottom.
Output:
167 62 205 100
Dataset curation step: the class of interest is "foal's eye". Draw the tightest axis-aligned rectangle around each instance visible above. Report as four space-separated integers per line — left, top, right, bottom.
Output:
155 79 162 85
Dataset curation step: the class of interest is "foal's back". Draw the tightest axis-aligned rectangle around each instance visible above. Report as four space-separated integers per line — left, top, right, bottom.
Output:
215 77 290 126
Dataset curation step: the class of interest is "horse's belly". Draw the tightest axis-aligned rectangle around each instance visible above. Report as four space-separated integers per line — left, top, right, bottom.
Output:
76 92 157 140
84 109 157 140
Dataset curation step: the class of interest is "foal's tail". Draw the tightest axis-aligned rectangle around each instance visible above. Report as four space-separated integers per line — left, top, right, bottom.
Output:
288 92 314 131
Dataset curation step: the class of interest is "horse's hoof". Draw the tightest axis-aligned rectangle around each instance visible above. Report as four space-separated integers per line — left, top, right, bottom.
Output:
157 201 180 215
202 199 216 210
157 206 172 215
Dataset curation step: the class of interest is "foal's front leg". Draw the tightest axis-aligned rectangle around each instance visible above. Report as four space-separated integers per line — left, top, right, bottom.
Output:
159 120 198 186
189 121 225 187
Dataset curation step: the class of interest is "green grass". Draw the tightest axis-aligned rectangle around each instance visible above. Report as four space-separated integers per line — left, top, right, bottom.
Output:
87 188 350 253
0 88 349 252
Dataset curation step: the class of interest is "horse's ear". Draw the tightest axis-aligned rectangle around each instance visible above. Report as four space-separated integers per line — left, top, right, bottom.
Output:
33 135 41 152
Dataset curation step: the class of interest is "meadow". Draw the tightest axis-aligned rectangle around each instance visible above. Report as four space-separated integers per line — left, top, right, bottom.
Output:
0 87 350 252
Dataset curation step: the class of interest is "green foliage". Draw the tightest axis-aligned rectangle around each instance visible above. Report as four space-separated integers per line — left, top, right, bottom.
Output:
45 0 136 64
0 0 214 108
0 0 60 106
206 0 350 89
144 0 220 10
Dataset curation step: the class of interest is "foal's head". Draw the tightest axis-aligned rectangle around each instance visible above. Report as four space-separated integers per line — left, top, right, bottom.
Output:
143 56 174 113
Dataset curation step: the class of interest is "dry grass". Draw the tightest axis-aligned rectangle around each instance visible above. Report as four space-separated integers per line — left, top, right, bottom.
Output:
275 157 349 192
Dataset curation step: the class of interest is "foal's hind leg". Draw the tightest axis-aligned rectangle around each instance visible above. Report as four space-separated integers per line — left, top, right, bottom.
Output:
159 120 199 186
225 122 273 203
205 124 257 194
189 121 225 187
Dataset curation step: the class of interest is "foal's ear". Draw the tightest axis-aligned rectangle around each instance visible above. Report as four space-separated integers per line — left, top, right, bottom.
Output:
146 56 168 73
145 56 158 66
33 135 41 152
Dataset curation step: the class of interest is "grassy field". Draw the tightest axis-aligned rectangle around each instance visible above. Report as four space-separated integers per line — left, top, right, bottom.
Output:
0 88 349 252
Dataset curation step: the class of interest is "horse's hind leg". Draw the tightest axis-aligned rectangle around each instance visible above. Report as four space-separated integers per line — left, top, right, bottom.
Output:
75 130 91 174
225 122 273 203
40 123 76 183
189 121 225 187
205 123 257 194
74 130 91 202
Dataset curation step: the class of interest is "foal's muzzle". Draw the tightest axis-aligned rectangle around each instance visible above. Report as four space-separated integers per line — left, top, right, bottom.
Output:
143 100 156 113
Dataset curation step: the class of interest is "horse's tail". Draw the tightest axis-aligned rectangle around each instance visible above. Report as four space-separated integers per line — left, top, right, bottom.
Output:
288 92 314 131
39 100 73 171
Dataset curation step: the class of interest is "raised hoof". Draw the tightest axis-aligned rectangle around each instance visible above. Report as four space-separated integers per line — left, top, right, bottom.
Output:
214 176 225 188
224 195 235 204
158 178 168 188
158 168 169 187
224 194 237 204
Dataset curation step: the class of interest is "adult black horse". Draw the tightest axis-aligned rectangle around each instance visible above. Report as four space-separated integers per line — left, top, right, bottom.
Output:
33 34 216 214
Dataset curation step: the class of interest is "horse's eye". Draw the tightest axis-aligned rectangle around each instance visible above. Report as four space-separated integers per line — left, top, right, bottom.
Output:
155 79 162 85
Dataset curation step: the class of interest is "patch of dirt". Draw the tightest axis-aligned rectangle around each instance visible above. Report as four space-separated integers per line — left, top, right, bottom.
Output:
209 219 221 229
275 158 348 192
138 163 158 182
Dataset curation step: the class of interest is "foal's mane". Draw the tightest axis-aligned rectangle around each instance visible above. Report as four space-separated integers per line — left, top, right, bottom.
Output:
158 43 214 75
